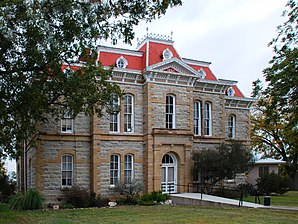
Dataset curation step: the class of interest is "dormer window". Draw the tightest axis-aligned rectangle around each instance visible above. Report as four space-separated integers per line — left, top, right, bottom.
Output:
198 68 206 79
162 48 173 61
116 56 128 68
227 87 235 96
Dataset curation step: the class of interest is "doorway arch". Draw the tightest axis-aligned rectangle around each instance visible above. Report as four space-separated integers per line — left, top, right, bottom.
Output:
161 153 177 193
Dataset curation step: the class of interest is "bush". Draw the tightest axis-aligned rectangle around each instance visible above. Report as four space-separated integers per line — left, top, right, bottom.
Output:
90 193 109 207
62 185 90 208
9 189 43 210
113 180 144 205
256 172 292 195
139 191 169 205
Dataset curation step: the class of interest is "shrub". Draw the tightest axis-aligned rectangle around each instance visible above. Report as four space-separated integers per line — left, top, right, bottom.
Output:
256 172 292 195
62 185 90 208
113 180 144 205
9 189 43 210
22 189 43 210
90 193 109 207
139 191 169 205
9 193 25 210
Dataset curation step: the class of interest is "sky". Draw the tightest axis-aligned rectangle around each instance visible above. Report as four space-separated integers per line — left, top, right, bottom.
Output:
4 0 287 173
106 0 287 98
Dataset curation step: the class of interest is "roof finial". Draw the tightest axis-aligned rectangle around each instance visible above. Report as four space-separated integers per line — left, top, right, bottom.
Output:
146 27 149 36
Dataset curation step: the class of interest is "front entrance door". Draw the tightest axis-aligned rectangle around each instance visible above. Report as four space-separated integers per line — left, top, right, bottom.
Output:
161 154 177 193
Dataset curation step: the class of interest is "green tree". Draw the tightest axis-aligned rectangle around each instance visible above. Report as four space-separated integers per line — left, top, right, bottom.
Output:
251 0 297 180
0 0 182 160
0 160 16 202
192 141 252 193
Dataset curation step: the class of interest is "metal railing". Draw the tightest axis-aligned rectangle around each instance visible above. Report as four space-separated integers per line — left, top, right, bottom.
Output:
161 182 260 207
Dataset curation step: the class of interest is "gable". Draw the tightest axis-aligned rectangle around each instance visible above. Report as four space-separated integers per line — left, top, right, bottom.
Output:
145 57 206 79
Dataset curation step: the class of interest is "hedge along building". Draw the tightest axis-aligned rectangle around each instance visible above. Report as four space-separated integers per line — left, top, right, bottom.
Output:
17 34 255 204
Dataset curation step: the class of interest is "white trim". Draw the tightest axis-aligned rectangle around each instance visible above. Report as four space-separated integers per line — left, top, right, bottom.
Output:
109 94 120 133
228 114 236 139
124 154 134 184
145 57 203 78
161 153 178 193
204 102 212 136
193 101 202 136
61 116 74 133
110 154 120 187
61 154 74 187
166 94 176 129
97 46 143 57
182 58 211 67
124 94 134 133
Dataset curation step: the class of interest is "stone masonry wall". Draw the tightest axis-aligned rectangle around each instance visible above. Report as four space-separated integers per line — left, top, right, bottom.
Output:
97 140 144 196
39 139 91 205
225 108 250 141
98 83 144 134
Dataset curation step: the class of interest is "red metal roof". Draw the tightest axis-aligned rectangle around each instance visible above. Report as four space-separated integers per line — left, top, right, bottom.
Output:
232 85 244 97
99 52 144 70
187 64 217 81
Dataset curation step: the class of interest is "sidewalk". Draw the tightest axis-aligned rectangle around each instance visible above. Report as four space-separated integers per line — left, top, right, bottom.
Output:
170 193 298 211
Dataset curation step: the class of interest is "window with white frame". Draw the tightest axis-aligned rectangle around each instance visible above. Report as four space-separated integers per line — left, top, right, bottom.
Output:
193 101 202 136
124 154 134 184
61 112 73 133
124 94 134 133
166 95 175 129
204 102 212 136
116 56 128 68
110 154 120 186
109 94 120 132
228 114 236 139
61 154 73 187
227 87 235 96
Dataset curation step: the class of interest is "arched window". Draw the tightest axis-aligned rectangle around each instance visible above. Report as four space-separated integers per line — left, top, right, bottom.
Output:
109 94 120 132
110 154 120 186
124 154 134 184
166 95 175 129
204 102 212 136
124 94 134 133
193 101 202 136
61 154 73 187
227 87 235 96
116 56 128 68
228 114 236 139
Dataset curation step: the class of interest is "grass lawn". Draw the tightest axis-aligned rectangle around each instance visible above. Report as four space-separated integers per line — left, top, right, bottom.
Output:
1 203 298 224
242 191 298 207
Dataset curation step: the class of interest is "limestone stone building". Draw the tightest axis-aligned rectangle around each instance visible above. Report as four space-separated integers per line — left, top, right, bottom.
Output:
18 34 254 204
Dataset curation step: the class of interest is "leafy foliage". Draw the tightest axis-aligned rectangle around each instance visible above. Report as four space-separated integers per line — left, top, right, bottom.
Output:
9 189 43 210
0 161 16 202
139 190 169 205
0 0 182 160
113 179 144 205
251 0 298 179
62 185 90 208
192 141 252 193
89 193 109 208
256 172 292 195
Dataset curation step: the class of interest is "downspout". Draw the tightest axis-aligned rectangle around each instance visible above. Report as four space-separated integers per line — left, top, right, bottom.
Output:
23 140 27 192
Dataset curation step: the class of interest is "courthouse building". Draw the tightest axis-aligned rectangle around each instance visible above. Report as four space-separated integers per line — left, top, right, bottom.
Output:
18 34 254 204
